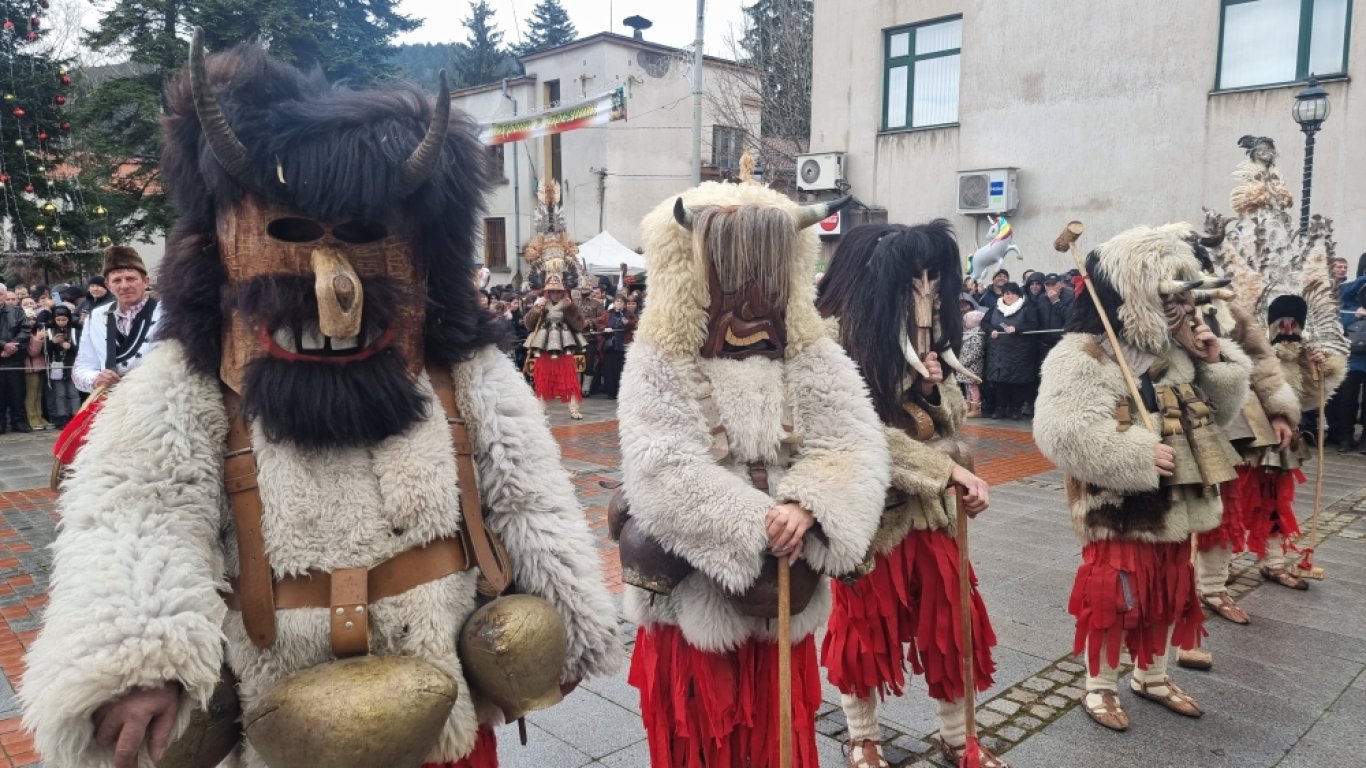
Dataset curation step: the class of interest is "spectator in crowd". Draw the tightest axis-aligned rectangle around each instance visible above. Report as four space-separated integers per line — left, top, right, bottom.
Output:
1037 273 1072 357
977 269 1010 312
20 298 51 430
488 299 517 358
592 296 638 399
0 288 32 432
982 281 1039 420
72 247 162 394
43 304 80 428
959 292 986 418
576 287 606 394
3 290 16 307
1331 275 1366 452
77 275 112 319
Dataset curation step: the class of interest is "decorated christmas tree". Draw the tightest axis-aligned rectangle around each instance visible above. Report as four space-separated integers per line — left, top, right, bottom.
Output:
0 0 109 284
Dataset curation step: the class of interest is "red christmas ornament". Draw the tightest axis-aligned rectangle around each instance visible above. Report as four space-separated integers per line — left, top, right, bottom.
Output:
37 131 47 141
26 31 36 40
59 75 70 85
11 107 23 117
53 95 64 105
59 121 70 132
2 20 13 32
29 17 39 28
23 183 34 193
0 173 9 183
40 0 50 7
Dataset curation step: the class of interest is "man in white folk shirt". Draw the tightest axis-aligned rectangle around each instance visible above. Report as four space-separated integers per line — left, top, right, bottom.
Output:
73 246 163 393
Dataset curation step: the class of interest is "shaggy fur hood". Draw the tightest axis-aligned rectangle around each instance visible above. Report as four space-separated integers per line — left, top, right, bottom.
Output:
1089 224 1206 355
634 182 825 360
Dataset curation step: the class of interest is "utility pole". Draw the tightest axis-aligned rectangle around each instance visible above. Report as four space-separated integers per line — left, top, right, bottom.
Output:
691 0 705 186
595 168 608 232
502 79 522 285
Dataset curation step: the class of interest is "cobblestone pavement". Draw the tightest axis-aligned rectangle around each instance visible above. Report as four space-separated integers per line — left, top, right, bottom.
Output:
1 398 1364 767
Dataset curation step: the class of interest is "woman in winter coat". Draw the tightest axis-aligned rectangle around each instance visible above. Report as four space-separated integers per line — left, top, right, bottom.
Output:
42 304 80 427
981 282 1039 419
20 300 51 430
960 293 986 417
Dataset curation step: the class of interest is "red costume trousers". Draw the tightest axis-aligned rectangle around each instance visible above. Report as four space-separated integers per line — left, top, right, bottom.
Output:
1196 464 1304 559
821 528 997 703
629 624 822 768
1069 540 1204 676
532 352 582 403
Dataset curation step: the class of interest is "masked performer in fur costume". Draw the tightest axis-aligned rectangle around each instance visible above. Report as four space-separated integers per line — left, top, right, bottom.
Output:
616 183 888 767
20 38 620 768
816 222 1007 768
1034 224 1252 732
523 180 590 419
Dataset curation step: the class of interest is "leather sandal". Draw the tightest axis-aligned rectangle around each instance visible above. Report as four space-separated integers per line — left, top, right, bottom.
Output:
1130 677 1202 718
569 405 584 420
1201 592 1250 625
1261 565 1308 590
1176 647 1213 671
935 737 1012 768
845 739 888 768
1081 690 1129 731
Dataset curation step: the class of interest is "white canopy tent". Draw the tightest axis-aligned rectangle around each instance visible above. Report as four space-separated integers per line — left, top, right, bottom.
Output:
579 231 647 275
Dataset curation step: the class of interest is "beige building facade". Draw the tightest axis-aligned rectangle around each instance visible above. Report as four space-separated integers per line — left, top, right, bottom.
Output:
451 33 759 282
810 0 1364 274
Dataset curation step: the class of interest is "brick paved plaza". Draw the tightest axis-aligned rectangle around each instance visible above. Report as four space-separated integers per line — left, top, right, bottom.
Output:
1 399 1363 767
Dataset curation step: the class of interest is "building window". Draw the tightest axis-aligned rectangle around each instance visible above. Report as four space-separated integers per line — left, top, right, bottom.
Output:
486 144 506 182
712 126 747 174
1218 0 1351 89
882 16 961 131
483 217 507 270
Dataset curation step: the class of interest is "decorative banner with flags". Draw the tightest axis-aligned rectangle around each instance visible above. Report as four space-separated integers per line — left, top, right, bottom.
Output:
479 87 627 146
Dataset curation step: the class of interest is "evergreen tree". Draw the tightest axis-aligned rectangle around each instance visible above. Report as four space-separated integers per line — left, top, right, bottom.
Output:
390 42 456 92
738 0 812 141
450 1 520 89
515 0 577 56
0 1 110 281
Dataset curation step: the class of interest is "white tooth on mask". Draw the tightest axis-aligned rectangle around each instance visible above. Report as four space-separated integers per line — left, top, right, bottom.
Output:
301 324 327 351
331 335 360 351
364 327 382 347
272 327 296 352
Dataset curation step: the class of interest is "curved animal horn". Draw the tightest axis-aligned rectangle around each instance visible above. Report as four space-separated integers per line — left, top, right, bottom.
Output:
795 194 852 230
1199 220 1231 248
189 27 258 191
399 70 452 193
900 326 931 379
673 197 695 230
938 347 982 384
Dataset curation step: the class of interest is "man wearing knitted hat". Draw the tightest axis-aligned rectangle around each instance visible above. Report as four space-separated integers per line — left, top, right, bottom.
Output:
72 245 162 392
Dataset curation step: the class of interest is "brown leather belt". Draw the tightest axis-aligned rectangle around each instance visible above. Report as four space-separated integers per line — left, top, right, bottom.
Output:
222 536 469 611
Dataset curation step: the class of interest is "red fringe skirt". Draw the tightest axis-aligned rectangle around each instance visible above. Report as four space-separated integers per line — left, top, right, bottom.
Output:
1069 539 1204 676
821 528 997 703
1196 465 1303 558
424 726 496 768
532 352 581 403
629 624 822 768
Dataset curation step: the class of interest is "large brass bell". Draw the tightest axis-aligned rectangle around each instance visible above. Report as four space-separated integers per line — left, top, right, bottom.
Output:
1188 420 1241 486
1156 388 1204 488
730 555 820 619
607 487 694 595
243 656 457 768
459 594 568 722
1239 399 1280 450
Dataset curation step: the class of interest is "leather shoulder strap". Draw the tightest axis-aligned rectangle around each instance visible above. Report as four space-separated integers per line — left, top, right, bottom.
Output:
222 390 277 648
427 363 513 596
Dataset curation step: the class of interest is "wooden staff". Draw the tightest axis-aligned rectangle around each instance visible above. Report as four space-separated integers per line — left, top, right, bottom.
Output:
954 484 982 767
1299 365 1327 579
1054 221 1156 433
777 556 793 768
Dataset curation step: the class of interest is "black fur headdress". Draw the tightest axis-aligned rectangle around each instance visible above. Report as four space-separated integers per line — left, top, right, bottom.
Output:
817 220 964 421
157 44 496 377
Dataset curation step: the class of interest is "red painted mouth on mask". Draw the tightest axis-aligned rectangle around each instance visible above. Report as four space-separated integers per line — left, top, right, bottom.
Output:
257 325 397 365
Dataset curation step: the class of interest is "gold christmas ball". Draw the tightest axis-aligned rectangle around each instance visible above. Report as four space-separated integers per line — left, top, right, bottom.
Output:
52 237 68 251
98 235 112 247
92 204 108 217
33 223 46 234
13 138 22 147
40 201 57 216
2 93 11 102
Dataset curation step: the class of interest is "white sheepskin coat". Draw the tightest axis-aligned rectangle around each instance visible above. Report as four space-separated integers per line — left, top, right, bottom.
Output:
618 338 887 652
20 341 621 768
1034 334 1253 545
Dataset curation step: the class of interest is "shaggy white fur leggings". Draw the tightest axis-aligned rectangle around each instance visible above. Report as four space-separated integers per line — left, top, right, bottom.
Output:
840 693 972 748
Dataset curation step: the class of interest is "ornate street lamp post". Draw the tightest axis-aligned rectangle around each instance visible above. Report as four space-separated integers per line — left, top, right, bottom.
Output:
1291 76 1331 233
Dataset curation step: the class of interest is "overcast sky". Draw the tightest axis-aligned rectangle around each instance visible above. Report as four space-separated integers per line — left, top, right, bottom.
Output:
397 0 750 55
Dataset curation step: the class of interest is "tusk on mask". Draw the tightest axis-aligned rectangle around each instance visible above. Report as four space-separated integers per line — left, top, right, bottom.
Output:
939 347 982 384
900 327 931 379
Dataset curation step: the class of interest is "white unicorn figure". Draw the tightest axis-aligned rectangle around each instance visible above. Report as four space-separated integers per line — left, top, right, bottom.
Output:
967 215 1023 284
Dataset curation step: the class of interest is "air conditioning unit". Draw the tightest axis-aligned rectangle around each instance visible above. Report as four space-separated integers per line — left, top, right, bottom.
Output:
956 168 1019 215
797 152 845 192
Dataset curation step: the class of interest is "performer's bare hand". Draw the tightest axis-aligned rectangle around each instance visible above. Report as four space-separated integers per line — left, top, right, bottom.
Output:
535 297 547 307
949 464 990 517
93 683 180 768
1271 415 1295 451
1194 322 1221 363
1154 443 1177 477
94 370 122 389
766 502 815 563
1307 349 1326 366
919 351 943 394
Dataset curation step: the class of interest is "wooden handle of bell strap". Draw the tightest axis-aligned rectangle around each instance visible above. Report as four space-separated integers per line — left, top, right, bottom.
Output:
427 363 513 596
222 389 277 649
